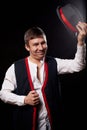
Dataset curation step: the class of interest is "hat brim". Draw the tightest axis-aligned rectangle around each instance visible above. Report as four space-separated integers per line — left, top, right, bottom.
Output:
56 3 84 33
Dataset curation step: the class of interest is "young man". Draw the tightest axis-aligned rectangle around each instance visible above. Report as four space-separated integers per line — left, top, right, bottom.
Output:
0 22 87 130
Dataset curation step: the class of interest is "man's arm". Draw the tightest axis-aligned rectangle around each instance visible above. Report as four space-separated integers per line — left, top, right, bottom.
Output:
55 22 87 74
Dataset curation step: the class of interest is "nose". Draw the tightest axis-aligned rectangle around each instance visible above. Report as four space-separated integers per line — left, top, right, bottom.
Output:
38 44 43 50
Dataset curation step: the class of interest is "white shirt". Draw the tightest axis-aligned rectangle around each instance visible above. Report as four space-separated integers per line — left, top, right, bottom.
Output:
0 44 86 130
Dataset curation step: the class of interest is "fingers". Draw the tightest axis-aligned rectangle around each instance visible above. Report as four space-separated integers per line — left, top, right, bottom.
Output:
76 21 87 35
24 90 40 106
30 90 40 105
76 21 87 45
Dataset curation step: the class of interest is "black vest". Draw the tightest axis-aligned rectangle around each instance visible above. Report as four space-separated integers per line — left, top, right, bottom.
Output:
12 56 63 130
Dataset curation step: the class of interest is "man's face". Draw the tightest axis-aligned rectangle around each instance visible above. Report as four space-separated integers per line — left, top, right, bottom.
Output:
25 36 48 60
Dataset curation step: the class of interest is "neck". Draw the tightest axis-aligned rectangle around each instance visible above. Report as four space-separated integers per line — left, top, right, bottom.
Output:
29 56 44 67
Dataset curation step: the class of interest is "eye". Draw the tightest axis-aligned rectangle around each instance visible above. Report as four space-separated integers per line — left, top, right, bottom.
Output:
33 43 39 46
41 41 46 45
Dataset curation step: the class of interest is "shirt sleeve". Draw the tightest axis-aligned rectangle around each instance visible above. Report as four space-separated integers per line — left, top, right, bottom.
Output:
55 44 86 74
0 64 25 106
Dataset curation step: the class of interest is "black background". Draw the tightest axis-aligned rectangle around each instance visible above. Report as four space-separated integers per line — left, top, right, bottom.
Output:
0 0 87 129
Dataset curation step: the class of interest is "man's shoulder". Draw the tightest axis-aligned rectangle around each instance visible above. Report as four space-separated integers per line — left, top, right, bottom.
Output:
14 57 27 64
45 56 56 62
14 57 28 70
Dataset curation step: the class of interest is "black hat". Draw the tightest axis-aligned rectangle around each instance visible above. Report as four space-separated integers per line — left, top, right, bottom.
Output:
56 3 84 34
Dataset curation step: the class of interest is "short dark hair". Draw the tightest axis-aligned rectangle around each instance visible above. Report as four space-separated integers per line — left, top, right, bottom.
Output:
24 26 46 44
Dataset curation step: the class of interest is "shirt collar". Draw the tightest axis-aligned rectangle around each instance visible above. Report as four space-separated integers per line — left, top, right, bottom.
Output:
28 57 45 67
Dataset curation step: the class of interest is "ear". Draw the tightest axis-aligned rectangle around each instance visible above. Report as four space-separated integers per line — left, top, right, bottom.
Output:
25 44 30 51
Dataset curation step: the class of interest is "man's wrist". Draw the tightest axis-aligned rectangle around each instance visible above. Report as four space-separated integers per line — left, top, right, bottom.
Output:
78 41 84 46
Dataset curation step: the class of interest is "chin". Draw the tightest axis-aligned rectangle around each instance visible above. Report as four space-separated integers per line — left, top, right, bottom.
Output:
37 56 44 60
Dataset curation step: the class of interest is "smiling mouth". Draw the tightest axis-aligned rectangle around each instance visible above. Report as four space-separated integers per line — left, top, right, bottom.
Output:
37 51 46 55
38 53 45 56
